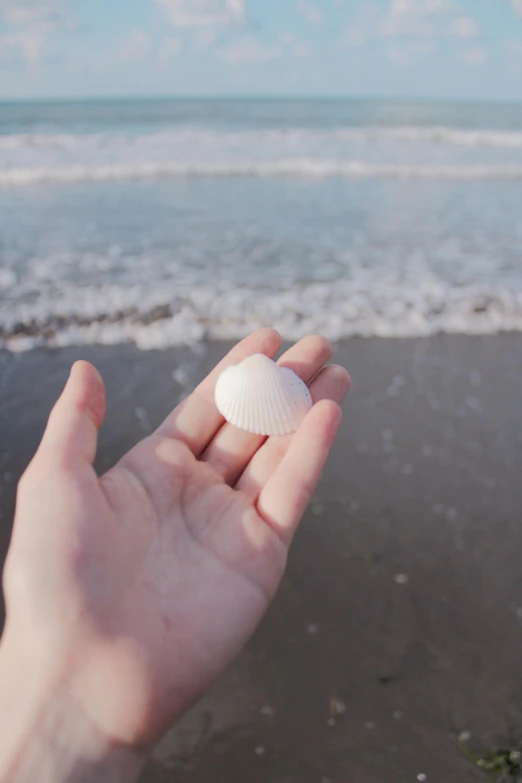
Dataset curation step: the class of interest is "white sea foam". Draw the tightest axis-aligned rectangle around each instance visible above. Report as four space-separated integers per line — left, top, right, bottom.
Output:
0 133 84 150
3 126 522 151
3 159 522 186
347 126 522 148
2 279 522 352
3 123 522 187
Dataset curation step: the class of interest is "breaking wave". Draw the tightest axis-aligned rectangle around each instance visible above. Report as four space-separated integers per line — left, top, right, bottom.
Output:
3 159 522 186
3 126 522 150
2 280 522 352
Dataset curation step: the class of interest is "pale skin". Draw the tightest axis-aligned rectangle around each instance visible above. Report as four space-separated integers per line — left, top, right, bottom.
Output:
0 328 350 783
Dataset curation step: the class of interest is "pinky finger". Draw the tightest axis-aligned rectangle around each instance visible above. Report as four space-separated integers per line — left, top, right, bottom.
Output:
256 400 342 546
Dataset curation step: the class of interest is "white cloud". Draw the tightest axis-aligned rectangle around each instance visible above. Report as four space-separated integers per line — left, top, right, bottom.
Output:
295 1 323 25
0 0 64 26
381 14 433 38
344 0 455 46
389 0 415 14
280 32 313 58
194 28 219 48
291 40 313 57
156 0 244 28
343 29 366 46
218 31 313 66
117 29 150 62
389 0 454 15
423 0 454 11
0 0 69 64
449 16 478 38
158 36 180 65
218 35 282 65
342 3 381 47
227 0 243 13
387 38 435 66
343 0 481 64
381 0 461 39
463 46 487 65
0 29 45 62
508 0 522 16
389 47 412 65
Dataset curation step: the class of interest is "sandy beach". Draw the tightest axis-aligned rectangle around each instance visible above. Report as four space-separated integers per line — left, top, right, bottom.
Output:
1 334 522 782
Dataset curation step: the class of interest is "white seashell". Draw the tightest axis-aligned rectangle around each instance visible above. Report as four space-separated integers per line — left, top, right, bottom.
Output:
215 353 313 436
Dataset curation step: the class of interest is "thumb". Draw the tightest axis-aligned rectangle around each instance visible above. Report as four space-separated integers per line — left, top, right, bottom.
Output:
38 361 106 467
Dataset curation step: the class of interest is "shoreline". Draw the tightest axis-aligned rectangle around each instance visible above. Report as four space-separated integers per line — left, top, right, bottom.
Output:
1 333 522 782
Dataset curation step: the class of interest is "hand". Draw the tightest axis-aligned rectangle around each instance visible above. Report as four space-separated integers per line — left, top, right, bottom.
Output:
0 329 350 781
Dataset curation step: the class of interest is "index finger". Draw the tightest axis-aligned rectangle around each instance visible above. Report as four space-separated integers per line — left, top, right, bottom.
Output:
155 328 282 455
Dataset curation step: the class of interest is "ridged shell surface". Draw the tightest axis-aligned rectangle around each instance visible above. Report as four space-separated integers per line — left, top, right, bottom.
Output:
215 353 313 436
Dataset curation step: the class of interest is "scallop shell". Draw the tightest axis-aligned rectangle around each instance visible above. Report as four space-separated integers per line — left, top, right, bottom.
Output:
215 353 313 436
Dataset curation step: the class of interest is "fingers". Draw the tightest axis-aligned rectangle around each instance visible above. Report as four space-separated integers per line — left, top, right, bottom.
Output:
38 361 106 467
236 364 350 501
255 400 343 545
155 328 282 456
200 334 333 484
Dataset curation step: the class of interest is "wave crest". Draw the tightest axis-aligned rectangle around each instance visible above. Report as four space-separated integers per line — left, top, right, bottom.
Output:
3 158 522 186
3 125 522 150
2 281 522 352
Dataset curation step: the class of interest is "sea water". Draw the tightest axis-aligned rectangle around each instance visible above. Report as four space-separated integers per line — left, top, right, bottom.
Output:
1 97 522 350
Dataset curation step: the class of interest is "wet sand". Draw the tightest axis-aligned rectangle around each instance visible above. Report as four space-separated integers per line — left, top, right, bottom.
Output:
1 335 522 782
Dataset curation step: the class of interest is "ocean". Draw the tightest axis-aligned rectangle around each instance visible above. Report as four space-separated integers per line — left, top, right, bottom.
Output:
1 96 522 351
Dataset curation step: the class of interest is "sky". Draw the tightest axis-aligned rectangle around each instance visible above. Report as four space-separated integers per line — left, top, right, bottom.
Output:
0 0 521 101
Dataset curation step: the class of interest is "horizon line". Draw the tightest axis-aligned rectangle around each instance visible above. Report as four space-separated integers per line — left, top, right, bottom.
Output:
1 93 522 107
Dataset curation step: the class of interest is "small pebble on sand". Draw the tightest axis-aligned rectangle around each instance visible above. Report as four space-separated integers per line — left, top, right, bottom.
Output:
329 698 345 717
307 623 319 634
458 730 471 742
134 407 149 430
172 367 190 386
254 746 265 757
394 573 409 585
393 710 404 720
417 774 427 782
387 376 405 396
466 396 481 412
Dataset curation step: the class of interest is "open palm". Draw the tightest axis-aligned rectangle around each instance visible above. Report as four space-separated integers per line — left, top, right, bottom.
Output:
3 329 350 750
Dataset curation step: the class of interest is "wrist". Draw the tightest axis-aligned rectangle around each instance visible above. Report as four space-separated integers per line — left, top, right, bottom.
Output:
0 634 146 783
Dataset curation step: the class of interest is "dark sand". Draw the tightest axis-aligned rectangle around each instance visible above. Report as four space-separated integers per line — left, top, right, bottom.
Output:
1 335 522 782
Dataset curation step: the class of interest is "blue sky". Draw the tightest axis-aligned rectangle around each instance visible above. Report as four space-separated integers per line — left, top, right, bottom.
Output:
0 0 521 101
